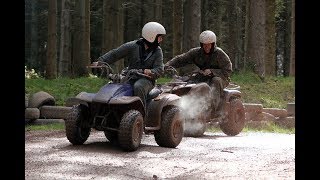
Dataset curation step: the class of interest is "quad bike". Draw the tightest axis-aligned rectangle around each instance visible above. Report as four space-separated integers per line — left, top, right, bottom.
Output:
162 66 245 137
65 62 184 151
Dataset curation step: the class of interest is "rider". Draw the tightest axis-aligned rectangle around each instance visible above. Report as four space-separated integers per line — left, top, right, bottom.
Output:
165 30 232 117
94 21 166 109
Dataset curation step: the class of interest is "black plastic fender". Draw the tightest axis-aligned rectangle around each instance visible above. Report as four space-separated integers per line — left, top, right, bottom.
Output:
65 92 95 107
108 96 145 117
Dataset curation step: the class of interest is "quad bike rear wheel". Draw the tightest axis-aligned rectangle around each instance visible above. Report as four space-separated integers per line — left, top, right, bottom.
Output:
154 106 183 148
118 110 143 151
219 97 245 136
65 104 91 145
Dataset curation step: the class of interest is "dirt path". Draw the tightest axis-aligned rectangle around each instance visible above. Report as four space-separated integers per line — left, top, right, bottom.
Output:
25 130 295 180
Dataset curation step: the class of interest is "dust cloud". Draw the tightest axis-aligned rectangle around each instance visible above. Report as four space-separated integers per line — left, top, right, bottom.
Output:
178 90 214 135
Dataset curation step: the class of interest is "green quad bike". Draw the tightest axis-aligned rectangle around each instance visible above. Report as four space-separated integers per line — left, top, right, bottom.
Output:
162 66 245 137
65 63 184 151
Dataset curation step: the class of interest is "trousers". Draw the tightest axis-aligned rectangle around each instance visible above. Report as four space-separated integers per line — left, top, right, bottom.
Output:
130 78 154 110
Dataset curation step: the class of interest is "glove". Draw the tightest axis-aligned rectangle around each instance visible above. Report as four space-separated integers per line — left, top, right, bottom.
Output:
94 60 104 66
203 69 212 76
164 64 172 71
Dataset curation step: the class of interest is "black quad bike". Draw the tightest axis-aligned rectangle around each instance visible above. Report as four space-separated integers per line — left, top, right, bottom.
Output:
65 62 184 151
162 66 245 137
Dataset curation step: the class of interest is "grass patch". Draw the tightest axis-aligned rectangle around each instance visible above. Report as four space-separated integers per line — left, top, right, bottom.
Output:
25 72 294 108
25 71 295 133
25 123 65 131
207 122 295 134
25 76 106 106
231 71 295 108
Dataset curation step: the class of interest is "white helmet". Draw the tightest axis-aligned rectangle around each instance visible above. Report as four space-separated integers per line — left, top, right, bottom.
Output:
142 22 166 43
199 30 216 44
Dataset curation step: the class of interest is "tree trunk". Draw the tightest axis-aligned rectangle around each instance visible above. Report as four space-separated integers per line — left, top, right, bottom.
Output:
124 0 141 43
102 0 124 73
265 0 276 76
173 0 182 57
59 0 71 77
30 0 39 71
154 0 162 22
181 0 201 75
46 0 57 79
115 0 124 72
217 1 227 48
73 0 90 77
237 0 246 70
244 0 250 71
283 0 292 76
246 0 266 79
84 0 90 66
227 1 237 71
201 0 219 32
161 0 173 62
289 0 295 76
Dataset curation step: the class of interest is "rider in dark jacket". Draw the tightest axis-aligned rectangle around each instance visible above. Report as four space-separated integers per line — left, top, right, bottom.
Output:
95 22 166 109
165 30 232 116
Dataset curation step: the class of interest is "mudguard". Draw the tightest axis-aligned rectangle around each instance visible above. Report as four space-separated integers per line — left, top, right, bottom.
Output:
223 89 241 102
66 92 96 107
145 93 181 127
109 96 145 117
92 83 133 103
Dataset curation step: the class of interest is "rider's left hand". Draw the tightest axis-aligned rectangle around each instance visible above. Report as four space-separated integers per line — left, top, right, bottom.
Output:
144 69 153 76
203 69 212 76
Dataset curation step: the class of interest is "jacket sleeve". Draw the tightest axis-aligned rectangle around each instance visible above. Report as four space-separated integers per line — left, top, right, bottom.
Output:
210 49 232 82
150 47 164 80
98 41 133 64
165 48 199 68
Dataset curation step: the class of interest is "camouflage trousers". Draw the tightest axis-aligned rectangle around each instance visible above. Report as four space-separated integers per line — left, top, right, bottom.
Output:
207 77 229 116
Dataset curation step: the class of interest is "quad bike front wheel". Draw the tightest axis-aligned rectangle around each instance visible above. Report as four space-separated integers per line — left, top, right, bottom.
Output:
154 106 184 148
65 104 91 145
219 97 245 136
118 110 144 151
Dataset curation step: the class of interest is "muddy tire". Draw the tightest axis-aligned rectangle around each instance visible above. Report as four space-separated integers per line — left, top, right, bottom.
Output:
28 91 55 108
118 110 143 151
104 130 118 144
25 108 40 120
220 98 245 136
155 107 183 148
65 104 91 145
25 94 29 108
40 106 72 119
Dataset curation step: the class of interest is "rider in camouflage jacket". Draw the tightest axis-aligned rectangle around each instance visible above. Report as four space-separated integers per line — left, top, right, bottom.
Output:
165 30 232 115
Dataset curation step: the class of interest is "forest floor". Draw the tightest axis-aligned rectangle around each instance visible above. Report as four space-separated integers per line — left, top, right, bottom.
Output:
25 129 295 180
